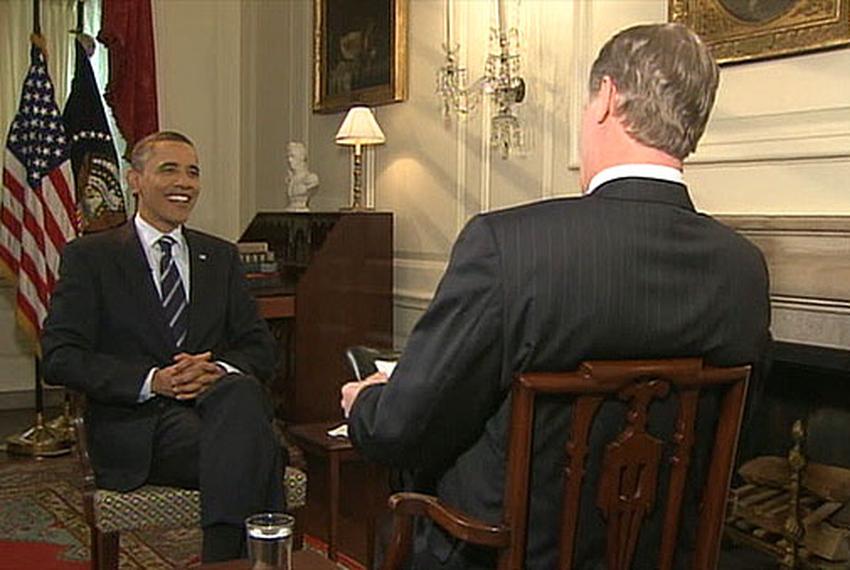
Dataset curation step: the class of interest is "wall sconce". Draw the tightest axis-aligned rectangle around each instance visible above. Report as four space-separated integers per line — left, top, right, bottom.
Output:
437 0 526 159
335 106 386 210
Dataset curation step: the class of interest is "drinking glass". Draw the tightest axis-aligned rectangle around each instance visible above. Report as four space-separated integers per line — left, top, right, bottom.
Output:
245 512 294 570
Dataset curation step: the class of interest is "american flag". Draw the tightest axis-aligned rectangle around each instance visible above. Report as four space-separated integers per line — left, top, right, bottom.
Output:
0 43 79 344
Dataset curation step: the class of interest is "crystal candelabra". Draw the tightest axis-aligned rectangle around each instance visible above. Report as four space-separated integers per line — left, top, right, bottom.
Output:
487 25 525 159
437 44 472 118
436 0 526 159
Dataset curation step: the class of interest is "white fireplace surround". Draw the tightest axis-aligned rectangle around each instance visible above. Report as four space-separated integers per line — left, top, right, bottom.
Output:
717 216 850 351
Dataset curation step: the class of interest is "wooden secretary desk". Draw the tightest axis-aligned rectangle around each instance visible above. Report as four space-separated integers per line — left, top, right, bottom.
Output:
240 211 393 423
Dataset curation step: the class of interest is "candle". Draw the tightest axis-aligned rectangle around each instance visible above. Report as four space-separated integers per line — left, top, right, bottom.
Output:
445 0 453 48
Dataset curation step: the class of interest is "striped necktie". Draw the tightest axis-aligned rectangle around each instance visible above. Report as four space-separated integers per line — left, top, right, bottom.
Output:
157 236 189 347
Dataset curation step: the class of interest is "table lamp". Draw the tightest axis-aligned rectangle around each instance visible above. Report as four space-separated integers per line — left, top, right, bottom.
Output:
335 106 385 210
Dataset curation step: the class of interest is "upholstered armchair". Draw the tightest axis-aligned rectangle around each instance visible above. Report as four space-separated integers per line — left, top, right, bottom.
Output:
74 413 307 570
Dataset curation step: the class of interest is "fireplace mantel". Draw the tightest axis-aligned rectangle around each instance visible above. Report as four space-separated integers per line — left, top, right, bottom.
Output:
716 216 850 351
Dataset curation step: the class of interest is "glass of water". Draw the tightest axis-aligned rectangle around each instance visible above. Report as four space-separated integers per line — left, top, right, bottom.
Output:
245 512 294 570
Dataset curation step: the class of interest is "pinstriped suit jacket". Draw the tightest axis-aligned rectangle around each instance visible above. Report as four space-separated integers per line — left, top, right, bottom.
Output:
348 178 771 569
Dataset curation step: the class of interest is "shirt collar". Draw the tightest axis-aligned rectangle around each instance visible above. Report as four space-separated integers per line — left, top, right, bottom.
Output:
134 213 185 252
586 164 683 195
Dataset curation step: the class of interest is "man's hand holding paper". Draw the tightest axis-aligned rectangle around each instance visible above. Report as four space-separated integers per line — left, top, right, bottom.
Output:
341 371 389 418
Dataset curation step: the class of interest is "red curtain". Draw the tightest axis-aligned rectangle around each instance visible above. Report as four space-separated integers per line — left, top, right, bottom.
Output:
98 0 159 151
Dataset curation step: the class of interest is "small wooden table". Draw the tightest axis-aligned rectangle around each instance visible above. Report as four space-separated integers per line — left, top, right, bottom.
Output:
255 293 295 319
199 548 338 568
287 421 381 569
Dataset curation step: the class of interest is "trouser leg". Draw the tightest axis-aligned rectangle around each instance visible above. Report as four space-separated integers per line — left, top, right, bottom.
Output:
147 401 201 489
146 375 283 562
196 374 284 560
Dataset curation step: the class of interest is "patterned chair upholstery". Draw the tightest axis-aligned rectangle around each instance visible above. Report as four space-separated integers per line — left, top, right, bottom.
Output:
74 414 307 569
91 468 307 533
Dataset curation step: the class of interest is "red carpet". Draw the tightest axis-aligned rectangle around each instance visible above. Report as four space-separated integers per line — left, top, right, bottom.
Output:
0 455 201 567
0 540 89 570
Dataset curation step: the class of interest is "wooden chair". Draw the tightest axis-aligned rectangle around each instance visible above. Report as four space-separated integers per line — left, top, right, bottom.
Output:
381 358 751 570
74 414 308 570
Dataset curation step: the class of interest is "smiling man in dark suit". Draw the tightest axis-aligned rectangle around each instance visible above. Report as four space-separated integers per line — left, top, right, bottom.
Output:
341 23 771 569
42 131 283 562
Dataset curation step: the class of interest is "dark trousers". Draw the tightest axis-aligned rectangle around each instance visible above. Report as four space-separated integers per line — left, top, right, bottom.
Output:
147 374 284 562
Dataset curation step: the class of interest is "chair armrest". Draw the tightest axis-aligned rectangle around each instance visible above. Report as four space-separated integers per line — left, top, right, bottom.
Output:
72 399 99 527
71 395 96 494
382 492 510 570
388 492 509 548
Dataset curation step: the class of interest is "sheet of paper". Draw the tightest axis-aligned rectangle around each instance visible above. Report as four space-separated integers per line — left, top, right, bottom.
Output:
327 423 348 438
375 359 397 376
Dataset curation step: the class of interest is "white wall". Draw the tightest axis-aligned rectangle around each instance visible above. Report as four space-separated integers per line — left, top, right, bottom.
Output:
3 0 848 396
154 0 247 241
262 0 850 347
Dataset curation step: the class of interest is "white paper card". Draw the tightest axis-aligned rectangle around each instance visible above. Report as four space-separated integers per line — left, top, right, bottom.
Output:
375 359 397 376
327 423 349 438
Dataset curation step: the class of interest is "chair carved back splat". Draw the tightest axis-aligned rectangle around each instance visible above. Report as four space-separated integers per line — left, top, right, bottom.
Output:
383 358 751 570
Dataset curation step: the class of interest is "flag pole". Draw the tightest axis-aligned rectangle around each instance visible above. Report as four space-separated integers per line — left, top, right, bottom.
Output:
5 0 72 457
33 0 40 35
76 0 84 34
45 0 91 448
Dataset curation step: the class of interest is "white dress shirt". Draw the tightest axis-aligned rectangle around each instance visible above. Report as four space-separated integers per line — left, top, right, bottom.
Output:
585 163 683 195
135 213 191 299
134 214 239 401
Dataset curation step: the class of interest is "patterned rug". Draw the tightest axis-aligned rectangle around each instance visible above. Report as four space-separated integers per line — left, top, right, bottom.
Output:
0 455 202 568
0 455 362 569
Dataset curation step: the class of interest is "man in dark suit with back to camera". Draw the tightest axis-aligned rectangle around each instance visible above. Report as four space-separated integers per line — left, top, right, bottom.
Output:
42 131 284 562
341 23 771 569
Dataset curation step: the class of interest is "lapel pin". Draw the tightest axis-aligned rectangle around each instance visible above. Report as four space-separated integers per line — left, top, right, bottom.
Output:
199 253 208 261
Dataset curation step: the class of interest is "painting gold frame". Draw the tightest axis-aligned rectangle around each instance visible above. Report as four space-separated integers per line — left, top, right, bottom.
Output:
670 0 850 64
313 0 408 114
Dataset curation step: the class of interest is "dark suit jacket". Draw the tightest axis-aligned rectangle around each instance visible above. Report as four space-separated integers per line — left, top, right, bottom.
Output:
348 179 771 569
42 222 275 491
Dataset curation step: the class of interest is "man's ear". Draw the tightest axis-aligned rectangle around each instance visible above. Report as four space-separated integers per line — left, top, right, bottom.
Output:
589 75 617 125
127 169 139 194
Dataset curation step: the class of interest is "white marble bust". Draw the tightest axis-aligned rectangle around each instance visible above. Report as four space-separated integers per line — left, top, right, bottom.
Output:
285 142 319 211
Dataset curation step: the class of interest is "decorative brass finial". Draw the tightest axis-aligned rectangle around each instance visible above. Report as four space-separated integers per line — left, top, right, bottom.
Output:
781 419 807 569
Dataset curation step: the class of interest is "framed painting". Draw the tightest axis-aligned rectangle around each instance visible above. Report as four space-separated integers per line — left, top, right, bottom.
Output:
313 0 408 113
670 0 850 64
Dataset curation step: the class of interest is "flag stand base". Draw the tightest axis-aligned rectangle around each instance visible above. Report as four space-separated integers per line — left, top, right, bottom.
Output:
6 412 72 457
45 398 76 446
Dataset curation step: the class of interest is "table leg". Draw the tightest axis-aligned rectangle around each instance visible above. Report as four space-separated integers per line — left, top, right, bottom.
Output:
365 463 381 570
329 452 340 561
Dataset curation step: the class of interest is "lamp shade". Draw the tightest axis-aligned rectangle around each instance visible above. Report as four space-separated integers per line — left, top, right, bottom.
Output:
335 106 386 146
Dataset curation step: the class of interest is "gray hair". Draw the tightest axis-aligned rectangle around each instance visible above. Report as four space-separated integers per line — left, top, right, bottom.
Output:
588 23 719 160
130 131 196 171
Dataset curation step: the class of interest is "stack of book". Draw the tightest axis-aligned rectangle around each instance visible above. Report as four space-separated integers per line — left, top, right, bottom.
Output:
237 241 282 291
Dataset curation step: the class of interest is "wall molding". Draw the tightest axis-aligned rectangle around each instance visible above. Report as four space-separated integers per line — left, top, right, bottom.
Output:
480 96 493 212
0 386 64 410
393 255 444 313
394 250 448 263
456 0 471 230
394 291 432 311
691 106 850 165
719 215 850 349
567 0 592 170
536 4 557 200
